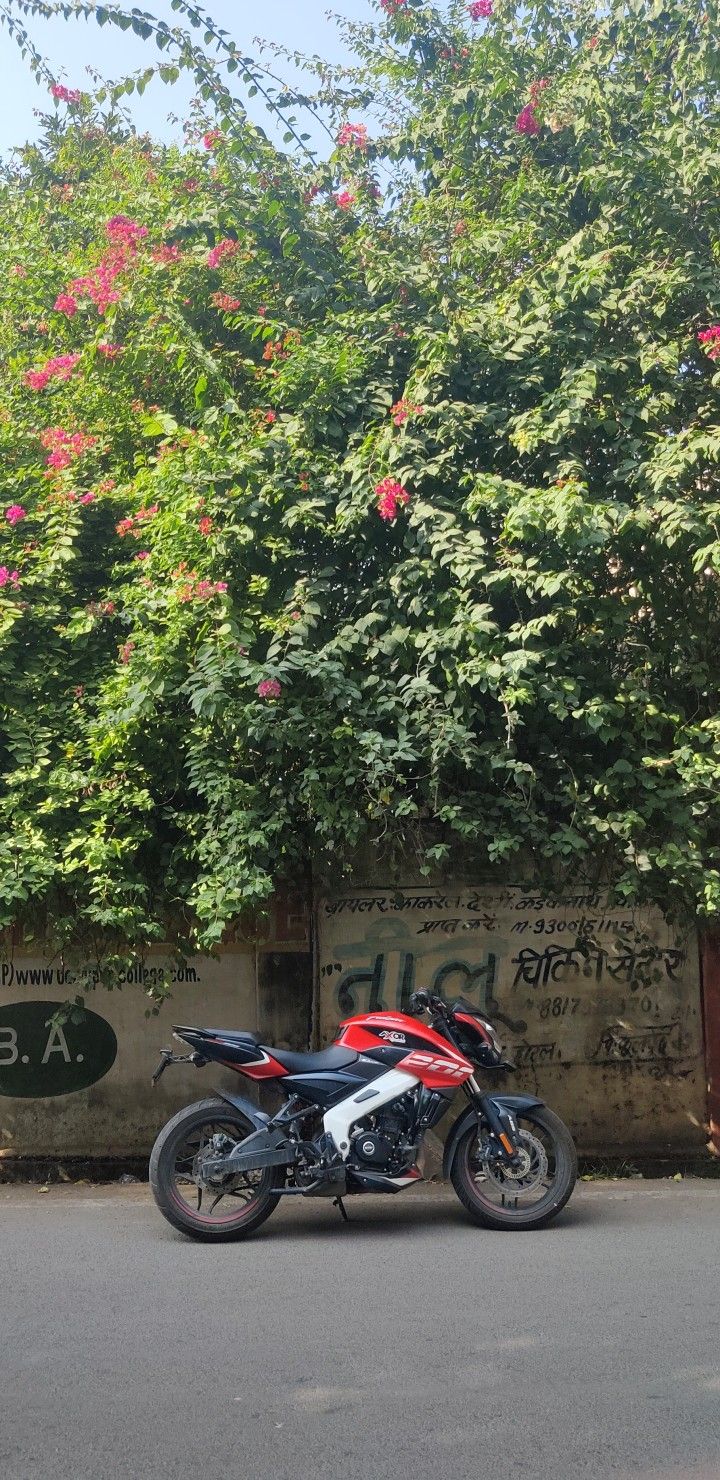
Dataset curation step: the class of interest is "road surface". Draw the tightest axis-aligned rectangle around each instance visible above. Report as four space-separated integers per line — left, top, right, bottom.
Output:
2 1179 720 1479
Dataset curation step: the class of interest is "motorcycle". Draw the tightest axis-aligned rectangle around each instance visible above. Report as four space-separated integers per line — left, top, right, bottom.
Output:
149 989 577 1239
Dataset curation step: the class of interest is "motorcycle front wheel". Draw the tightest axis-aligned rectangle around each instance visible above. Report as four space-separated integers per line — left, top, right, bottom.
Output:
450 1105 577 1231
150 1097 283 1241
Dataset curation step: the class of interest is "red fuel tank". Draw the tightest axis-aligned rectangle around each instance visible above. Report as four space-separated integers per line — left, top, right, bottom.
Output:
335 1010 474 1089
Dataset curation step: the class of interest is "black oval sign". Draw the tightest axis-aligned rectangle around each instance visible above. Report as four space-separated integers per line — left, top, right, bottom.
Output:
0 1001 117 1098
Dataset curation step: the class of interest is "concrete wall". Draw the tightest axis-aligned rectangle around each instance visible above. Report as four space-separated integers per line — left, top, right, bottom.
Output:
0 878 710 1161
317 884 707 1156
0 894 311 1158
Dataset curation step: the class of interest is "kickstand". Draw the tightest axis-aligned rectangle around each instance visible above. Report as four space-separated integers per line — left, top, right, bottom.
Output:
333 1196 349 1223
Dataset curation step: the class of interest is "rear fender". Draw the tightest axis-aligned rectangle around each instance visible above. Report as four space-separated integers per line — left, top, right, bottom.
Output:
442 1094 544 1179
213 1087 270 1129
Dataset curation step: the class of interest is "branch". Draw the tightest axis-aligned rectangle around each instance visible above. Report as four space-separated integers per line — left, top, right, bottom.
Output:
0 0 326 161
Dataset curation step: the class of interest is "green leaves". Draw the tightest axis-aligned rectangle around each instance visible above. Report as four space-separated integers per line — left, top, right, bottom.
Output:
0 0 718 963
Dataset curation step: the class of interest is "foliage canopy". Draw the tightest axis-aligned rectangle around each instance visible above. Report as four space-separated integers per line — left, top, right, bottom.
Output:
1 0 720 966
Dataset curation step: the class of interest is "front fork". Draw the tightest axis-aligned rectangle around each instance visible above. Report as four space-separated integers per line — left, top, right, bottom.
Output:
465 1076 522 1166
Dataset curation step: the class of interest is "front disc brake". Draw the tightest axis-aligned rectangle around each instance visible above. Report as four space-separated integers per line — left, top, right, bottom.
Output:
481 1129 548 1194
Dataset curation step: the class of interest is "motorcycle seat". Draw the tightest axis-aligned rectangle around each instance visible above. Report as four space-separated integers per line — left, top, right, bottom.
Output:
267 1045 359 1075
175 1026 263 1046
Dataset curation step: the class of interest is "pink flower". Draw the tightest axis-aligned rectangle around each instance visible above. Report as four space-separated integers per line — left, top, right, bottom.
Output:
698 326 720 360
374 477 410 521
380 0 409 12
181 578 227 601
24 353 81 390
258 305 267 317
198 516 213 536
5 505 26 526
303 184 321 204
203 129 222 149
337 122 368 151
529 77 551 104
257 678 282 699
0 567 21 589
207 238 241 269
70 244 133 315
453 220 467 237
152 243 182 265
335 191 356 211
97 342 123 358
119 641 135 664
40 426 97 471
135 550 151 561
79 492 96 505
264 410 277 424
11 264 27 277
211 292 241 312
515 104 540 136
54 293 78 317
105 215 148 246
468 0 493 16
51 84 82 103
390 398 423 426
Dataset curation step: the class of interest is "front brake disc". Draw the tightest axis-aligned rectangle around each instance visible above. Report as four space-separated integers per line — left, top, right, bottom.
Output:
481 1129 548 1193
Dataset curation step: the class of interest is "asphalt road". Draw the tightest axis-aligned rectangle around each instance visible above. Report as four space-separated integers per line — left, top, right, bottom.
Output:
2 1178 720 1480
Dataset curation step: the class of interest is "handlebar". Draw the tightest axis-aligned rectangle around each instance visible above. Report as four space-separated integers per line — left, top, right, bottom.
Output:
408 991 450 1019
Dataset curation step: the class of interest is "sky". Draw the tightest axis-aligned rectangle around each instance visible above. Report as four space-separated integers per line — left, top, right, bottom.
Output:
0 1 376 158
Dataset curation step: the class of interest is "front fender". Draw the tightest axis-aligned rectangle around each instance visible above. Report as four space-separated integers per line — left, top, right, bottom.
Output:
213 1087 270 1129
441 1094 545 1180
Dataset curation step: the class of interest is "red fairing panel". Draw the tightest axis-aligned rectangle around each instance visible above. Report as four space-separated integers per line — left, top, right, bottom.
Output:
454 1011 493 1045
337 1010 452 1054
395 1049 473 1089
222 1054 289 1080
336 1010 474 1089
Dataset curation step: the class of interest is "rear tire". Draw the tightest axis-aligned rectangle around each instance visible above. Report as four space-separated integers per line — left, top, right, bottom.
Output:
450 1105 577 1231
150 1097 283 1242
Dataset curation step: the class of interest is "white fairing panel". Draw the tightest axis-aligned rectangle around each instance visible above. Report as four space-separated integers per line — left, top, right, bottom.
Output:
323 1067 419 1160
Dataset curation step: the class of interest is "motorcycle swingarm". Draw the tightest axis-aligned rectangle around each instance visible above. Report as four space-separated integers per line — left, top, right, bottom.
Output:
202 1124 298 1179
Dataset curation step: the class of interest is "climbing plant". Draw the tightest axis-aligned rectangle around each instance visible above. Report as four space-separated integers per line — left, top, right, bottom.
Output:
1 0 720 968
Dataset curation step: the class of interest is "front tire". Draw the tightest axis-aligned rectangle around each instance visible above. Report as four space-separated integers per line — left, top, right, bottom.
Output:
450 1105 577 1231
150 1097 283 1241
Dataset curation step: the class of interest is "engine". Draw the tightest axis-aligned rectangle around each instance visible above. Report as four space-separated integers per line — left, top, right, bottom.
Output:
349 1091 418 1174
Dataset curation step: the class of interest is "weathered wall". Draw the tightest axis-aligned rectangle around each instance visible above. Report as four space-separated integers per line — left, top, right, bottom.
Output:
0 879 709 1161
0 896 311 1158
318 884 707 1156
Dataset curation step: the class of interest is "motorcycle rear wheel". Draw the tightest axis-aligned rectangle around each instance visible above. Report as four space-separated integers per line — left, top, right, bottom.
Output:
450 1105 577 1231
150 1097 283 1241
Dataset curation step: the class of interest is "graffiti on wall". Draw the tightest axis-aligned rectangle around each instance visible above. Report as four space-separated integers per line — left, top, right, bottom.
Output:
318 887 701 1067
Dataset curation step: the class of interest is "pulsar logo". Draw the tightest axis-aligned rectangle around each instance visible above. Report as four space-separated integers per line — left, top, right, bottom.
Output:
379 1030 407 1044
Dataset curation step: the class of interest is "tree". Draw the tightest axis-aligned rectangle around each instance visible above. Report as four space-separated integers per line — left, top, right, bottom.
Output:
0 0 719 974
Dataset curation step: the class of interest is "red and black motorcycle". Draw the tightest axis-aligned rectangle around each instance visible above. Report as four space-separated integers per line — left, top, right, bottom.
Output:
149 990 577 1239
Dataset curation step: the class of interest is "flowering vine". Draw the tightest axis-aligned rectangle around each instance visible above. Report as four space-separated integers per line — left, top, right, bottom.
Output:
375 478 411 521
